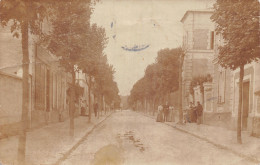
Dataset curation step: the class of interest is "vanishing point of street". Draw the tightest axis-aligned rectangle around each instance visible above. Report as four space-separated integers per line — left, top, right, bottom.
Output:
60 110 254 165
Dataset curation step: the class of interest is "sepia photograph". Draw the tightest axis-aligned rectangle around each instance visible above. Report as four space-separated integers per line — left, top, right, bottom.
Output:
0 0 259 164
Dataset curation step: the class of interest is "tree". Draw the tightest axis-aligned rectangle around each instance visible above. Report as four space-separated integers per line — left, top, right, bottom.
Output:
78 24 108 122
156 48 185 121
45 0 92 136
128 47 184 116
211 0 260 143
156 48 180 95
93 55 109 115
144 64 159 114
0 1 50 164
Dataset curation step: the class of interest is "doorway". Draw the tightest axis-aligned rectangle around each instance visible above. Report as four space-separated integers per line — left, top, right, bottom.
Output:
242 81 250 131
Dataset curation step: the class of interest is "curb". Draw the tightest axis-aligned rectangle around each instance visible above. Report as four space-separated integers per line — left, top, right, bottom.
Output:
140 112 260 164
53 112 114 165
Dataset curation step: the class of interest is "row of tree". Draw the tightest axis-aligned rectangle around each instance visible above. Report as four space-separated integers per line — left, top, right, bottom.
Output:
45 1 120 134
128 48 185 121
128 0 259 144
0 0 120 164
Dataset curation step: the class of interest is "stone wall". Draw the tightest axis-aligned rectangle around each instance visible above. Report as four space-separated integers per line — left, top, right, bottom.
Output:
0 72 22 137
0 72 22 125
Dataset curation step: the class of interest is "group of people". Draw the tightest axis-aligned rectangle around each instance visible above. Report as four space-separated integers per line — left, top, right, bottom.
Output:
183 101 203 124
80 98 99 118
157 102 176 122
156 101 203 125
183 101 203 125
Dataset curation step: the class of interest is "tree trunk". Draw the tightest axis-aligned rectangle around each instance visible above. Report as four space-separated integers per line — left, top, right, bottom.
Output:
103 96 106 115
178 56 183 123
17 20 29 165
237 65 244 144
69 70 76 137
145 98 147 113
153 97 157 116
88 76 92 122
99 94 102 117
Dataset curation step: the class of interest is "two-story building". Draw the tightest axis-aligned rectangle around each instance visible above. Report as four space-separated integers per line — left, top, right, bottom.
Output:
180 9 215 108
181 9 260 137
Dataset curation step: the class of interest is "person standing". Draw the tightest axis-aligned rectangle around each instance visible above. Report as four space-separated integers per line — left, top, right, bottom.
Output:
185 102 194 123
196 101 203 125
183 107 188 124
80 99 86 116
163 102 169 122
169 105 175 122
190 102 196 122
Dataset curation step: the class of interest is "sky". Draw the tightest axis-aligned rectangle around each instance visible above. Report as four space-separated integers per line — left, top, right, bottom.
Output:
91 0 214 96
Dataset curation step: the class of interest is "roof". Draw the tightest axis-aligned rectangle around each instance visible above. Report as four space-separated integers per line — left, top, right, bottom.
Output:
180 9 214 23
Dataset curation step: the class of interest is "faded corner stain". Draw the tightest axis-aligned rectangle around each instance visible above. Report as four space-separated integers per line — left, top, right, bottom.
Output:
91 144 124 165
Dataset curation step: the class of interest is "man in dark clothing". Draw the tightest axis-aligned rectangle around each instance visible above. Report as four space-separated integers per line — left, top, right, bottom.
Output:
196 101 203 125
94 102 98 117
163 102 169 122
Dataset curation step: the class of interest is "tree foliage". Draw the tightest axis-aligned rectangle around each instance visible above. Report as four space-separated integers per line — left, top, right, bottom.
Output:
44 0 119 122
211 0 260 69
0 0 49 37
46 0 92 72
0 0 52 164
128 48 184 108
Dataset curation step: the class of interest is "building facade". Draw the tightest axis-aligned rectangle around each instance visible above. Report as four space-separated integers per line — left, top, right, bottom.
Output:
203 33 233 128
230 62 260 136
0 23 72 134
31 45 71 128
181 9 260 137
181 9 215 109
0 25 24 137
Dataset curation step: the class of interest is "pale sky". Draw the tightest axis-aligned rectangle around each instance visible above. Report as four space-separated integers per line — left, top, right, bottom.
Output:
91 0 214 96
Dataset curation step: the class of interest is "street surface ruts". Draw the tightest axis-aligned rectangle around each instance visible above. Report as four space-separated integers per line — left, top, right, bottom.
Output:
61 110 255 165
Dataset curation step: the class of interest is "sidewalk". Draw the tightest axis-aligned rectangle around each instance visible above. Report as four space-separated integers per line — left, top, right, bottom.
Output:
0 112 113 165
142 112 260 164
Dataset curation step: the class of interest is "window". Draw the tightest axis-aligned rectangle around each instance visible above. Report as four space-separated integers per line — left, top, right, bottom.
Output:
193 29 208 50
